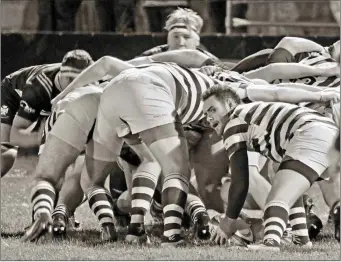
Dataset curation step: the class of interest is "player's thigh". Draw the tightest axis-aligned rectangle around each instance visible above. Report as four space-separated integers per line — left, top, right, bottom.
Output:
81 113 123 189
35 134 82 184
266 166 311 208
139 122 190 177
285 125 338 182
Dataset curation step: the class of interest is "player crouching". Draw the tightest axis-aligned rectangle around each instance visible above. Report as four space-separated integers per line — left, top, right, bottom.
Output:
202 83 340 251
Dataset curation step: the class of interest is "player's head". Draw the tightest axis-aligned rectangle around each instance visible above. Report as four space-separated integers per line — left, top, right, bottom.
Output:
165 8 203 51
202 83 241 134
326 40 340 62
58 49 94 90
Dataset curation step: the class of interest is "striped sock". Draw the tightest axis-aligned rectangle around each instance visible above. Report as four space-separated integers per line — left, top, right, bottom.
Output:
87 187 115 227
130 170 159 226
52 204 70 220
31 180 56 221
289 196 310 245
185 193 207 224
263 201 289 246
162 173 189 238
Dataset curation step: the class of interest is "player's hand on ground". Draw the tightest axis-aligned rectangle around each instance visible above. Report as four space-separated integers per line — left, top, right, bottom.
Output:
319 90 340 103
22 213 53 243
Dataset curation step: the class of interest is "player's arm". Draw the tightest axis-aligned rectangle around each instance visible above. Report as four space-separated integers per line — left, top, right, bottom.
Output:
274 37 325 56
231 48 274 73
244 83 340 104
218 120 249 237
129 49 213 68
51 56 134 105
244 62 339 83
276 82 323 92
10 83 48 148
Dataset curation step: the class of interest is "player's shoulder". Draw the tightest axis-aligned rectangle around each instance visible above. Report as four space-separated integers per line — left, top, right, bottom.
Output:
34 63 60 78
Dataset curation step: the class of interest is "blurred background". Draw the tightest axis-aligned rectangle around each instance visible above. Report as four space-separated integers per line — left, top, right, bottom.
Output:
1 0 340 77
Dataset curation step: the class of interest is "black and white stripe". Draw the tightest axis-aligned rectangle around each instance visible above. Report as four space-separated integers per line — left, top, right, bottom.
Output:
222 102 336 162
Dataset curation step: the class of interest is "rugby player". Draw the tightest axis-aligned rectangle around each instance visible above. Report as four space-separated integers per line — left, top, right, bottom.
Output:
231 37 340 74
139 8 219 62
1 49 93 176
202 84 340 251
22 52 213 243
70 60 339 247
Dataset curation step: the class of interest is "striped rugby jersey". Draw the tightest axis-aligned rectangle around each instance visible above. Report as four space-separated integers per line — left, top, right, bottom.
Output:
272 52 340 88
135 62 251 124
1 63 62 121
221 101 336 163
139 44 219 61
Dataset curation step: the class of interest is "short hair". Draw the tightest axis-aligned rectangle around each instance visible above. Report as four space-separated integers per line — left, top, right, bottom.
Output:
202 83 241 105
164 8 204 33
61 49 93 73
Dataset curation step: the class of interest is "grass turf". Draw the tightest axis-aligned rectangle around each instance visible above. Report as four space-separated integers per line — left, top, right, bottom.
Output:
1 172 340 260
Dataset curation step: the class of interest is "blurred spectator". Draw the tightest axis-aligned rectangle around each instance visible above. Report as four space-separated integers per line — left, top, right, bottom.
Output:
142 0 189 32
208 0 248 34
95 0 136 32
330 0 340 24
140 8 218 61
38 0 83 31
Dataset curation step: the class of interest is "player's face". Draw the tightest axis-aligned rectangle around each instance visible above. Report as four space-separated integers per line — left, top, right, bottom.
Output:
203 95 231 134
167 28 199 50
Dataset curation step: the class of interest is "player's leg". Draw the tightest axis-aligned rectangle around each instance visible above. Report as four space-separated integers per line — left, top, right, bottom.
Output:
123 135 161 243
139 122 191 246
22 135 81 242
79 89 127 242
288 196 311 246
185 188 210 240
23 94 100 242
52 155 85 236
249 124 338 251
1 85 20 176
328 133 340 241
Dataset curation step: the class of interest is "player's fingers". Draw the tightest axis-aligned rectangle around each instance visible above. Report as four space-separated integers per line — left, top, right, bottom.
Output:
22 222 42 242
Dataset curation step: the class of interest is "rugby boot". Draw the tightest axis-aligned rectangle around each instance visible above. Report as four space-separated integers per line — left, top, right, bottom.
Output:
125 223 150 244
161 234 185 247
247 238 280 252
52 213 67 238
194 212 210 240
101 223 118 242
